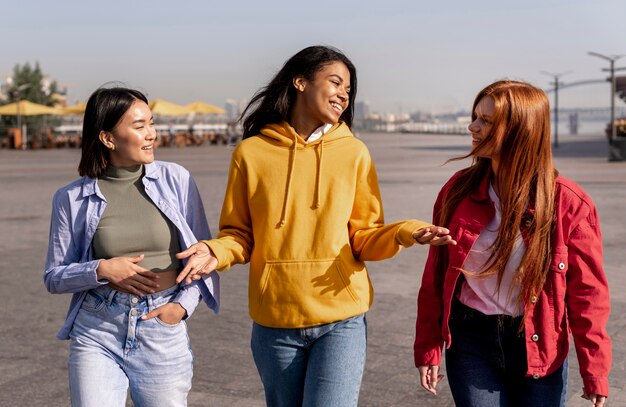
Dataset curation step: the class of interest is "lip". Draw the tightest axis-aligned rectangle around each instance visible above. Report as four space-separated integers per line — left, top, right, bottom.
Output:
330 101 343 114
141 145 153 151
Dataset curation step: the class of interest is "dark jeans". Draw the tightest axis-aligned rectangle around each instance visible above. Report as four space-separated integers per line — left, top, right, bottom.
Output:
445 301 567 407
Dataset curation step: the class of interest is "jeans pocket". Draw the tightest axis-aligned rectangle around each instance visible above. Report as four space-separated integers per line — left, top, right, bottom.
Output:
154 316 184 328
80 290 106 313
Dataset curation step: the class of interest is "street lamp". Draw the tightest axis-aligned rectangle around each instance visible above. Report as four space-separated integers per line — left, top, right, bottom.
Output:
15 83 31 150
588 52 625 143
541 70 571 148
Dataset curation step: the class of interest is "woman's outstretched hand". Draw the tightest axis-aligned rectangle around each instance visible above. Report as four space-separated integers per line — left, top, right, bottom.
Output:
175 242 218 285
413 226 456 246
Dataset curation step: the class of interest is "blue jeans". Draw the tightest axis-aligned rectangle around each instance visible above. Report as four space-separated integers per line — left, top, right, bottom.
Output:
68 285 193 407
445 301 567 407
251 314 367 407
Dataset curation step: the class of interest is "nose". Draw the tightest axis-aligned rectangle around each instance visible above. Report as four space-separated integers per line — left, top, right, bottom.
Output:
468 118 479 133
147 125 157 141
338 86 349 101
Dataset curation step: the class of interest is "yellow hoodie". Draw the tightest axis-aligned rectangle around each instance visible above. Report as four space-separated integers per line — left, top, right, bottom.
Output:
204 121 429 328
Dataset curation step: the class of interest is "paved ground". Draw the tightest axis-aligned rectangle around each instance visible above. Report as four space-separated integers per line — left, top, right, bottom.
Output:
0 132 624 406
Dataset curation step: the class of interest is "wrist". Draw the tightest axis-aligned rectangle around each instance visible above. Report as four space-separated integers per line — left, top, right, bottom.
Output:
95 259 109 280
173 302 188 319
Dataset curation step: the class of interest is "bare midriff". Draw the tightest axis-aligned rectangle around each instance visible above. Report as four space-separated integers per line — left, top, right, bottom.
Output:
110 269 179 294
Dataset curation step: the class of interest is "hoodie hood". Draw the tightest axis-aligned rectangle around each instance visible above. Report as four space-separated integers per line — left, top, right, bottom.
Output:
260 121 354 147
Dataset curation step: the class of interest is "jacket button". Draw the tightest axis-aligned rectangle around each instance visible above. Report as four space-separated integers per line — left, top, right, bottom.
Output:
532 373 540 379
531 334 539 342
558 262 565 270
524 219 532 227
530 296 538 304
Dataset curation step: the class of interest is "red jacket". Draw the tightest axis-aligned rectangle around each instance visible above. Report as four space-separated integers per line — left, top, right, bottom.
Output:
414 169 612 397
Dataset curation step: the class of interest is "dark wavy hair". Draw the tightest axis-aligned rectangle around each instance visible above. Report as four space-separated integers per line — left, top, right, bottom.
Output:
78 87 148 178
240 45 357 139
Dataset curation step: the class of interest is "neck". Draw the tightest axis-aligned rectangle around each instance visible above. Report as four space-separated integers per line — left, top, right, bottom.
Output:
490 160 500 196
289 103 324 141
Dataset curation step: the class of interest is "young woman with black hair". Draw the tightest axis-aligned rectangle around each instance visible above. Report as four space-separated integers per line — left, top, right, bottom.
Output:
177 45 454 406
44 87 219 406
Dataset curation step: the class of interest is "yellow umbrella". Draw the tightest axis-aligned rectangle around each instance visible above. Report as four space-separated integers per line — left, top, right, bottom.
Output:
148 99 190 116
185 100 225 114
61 102 87 115
0 100 61 115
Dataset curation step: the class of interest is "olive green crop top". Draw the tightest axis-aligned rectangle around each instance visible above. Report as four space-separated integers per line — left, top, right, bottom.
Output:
92 165 181 272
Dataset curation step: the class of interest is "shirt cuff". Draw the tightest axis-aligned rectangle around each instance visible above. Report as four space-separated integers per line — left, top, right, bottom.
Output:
173 283 202 319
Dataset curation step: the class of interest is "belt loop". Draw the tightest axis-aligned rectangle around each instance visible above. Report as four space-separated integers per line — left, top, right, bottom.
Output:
107 288 116 305
147 293 154 311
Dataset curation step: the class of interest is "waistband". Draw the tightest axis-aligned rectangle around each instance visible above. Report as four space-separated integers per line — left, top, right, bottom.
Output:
91 284 179 307
452 300 523 326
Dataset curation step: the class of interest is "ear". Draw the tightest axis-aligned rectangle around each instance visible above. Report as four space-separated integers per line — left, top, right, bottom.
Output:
293 76 306 92
99 130 115 151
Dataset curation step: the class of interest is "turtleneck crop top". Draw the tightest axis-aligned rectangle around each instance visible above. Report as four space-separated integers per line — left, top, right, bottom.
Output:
92 165 182 272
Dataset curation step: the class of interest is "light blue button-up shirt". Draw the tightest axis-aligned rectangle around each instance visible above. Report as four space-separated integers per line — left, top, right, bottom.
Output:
44 160 219 339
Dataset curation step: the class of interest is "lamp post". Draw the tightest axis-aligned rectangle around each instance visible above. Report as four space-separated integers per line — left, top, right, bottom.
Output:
541 71 570 148
15 83 32 150
588 52 625 143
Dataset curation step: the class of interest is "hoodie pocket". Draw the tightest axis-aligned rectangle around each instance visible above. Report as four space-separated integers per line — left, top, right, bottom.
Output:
257 259 361 309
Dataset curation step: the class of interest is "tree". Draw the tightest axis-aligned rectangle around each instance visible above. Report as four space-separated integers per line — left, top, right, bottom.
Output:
5 62 59 106
1 62 61 130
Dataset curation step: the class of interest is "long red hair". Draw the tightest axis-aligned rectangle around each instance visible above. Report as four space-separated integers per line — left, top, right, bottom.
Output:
440 80 556 309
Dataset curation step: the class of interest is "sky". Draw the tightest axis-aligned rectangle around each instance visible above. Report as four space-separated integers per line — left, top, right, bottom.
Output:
2 0 625 115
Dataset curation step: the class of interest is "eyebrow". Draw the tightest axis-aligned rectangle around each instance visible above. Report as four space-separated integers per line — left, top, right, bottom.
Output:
131 116 154 124
473 109 491 119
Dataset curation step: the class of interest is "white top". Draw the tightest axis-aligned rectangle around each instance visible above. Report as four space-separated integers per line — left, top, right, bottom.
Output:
307 123 333 143
457 183 526 316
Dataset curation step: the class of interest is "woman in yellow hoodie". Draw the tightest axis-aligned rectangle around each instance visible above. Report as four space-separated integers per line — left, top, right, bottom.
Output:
177 45 454 406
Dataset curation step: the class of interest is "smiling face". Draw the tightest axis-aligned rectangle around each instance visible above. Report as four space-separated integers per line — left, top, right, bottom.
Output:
468 96 501 170
100 100 156 167
291 61 351 136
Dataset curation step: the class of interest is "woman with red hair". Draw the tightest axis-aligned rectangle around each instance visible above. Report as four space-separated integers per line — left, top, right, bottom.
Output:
414 80 611 406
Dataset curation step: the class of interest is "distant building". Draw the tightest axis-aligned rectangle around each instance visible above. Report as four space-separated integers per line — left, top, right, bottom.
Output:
355 101 371 121
224 99 239 120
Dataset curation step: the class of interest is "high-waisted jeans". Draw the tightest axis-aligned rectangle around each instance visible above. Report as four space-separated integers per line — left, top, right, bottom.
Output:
68 285 193 407
251 314 367 407
445 301 567 407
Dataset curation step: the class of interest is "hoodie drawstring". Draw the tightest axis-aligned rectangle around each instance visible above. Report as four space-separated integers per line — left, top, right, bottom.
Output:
278 132 298 227
314 139 324 209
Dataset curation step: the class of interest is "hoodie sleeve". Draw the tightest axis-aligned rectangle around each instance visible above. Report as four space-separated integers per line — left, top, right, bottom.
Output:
349 147 431 261
203 155 253 270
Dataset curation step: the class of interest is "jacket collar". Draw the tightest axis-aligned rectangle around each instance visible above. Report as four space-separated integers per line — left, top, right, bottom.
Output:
143 161 160 180
469 167 493 202
80 177 98 198
467 167 537 216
